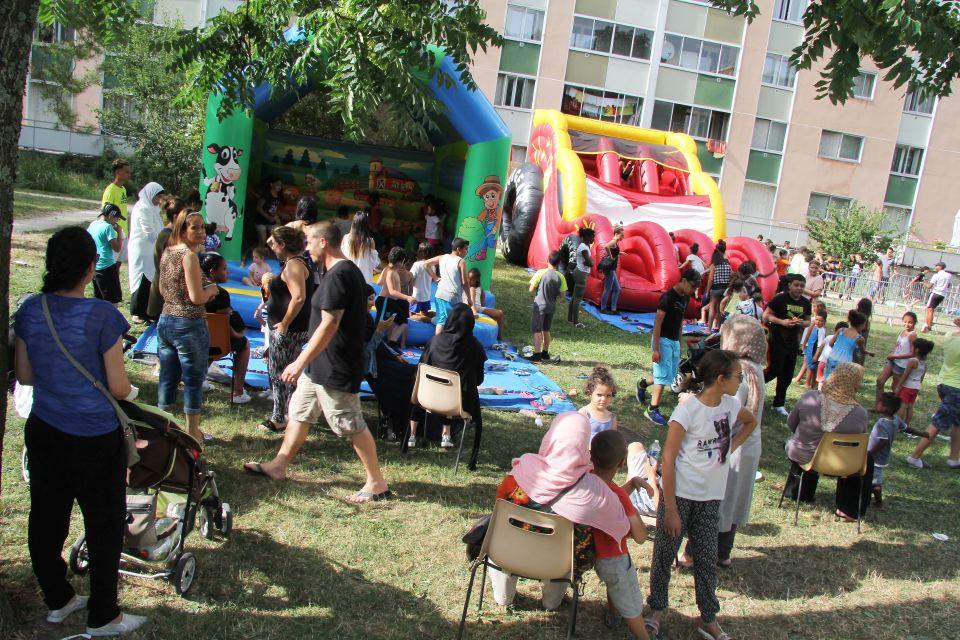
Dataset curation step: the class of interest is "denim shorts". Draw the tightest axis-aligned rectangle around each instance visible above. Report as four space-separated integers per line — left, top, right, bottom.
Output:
931 384 960 431
595 554 643 619
157 314 209 415
652 337 680 386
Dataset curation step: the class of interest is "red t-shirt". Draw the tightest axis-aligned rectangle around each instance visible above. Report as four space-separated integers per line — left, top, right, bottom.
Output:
592 479 636 559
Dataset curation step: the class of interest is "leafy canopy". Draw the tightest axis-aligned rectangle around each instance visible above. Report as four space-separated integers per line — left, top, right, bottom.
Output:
710 0 960 103
165 0 501 139
805 202 897 263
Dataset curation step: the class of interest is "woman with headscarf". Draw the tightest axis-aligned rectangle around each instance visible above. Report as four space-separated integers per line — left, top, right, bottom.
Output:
127 182 166 323
406 303 486 467
487 411 630 610
785 361 873 521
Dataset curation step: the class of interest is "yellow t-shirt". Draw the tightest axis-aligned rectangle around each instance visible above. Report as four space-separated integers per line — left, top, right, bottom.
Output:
101 182 128 233
938 334 960 389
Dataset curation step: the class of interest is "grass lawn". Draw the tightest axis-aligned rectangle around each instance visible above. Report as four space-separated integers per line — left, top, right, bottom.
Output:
2 231 960 639
13 192 98 220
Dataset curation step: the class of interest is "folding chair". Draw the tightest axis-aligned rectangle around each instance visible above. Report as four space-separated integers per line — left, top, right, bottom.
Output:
778 432 870 533
206 313 237 407
457 499 579 640
408 363 474 472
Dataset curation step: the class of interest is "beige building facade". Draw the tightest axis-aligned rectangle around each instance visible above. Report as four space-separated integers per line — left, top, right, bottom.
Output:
20 0 959 247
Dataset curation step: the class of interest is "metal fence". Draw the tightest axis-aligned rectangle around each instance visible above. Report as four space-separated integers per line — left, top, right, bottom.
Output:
818 270 960 318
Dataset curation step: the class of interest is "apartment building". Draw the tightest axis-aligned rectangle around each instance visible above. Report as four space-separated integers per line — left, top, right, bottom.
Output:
469 0 960 246
20 0 960 245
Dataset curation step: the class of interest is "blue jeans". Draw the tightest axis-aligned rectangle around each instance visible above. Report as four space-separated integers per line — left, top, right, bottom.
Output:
601 271 621 310
157 315 209 415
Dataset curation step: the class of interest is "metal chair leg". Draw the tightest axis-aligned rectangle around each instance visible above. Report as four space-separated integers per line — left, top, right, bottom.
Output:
455 419 469 473
857 475 863 534
457 561 482 640
567 580 579 640
478 561 488 612
794 473 804 526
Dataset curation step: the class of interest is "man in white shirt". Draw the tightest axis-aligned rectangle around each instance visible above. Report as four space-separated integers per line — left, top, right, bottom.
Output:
804 260 825 304
923 262 952 333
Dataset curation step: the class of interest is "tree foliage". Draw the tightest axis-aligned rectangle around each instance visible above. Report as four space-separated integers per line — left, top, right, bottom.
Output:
99 22 204 195
710 0 960 103
165 0 501 141
805 202 897 263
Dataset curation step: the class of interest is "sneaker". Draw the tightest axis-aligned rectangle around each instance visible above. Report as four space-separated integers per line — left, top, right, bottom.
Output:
645 407 668 426
528 352 543 362
773 406 789 417
231 392 252 404
47 595 88 623
201 380 214 392
575 322 586 329
407 436 417 449
947 458 960 469
755 471 764 482
635 380 648 405
441 435 454 448
87 612 147 636
905 455 929 469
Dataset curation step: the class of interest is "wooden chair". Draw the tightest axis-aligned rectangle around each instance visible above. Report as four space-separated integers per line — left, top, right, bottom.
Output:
206 313 237 406
778 432 870 533
407 363 474 472
457 499 579 640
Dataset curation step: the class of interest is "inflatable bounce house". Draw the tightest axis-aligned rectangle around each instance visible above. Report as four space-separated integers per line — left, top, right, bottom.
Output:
194 30 510 347
501 110 775 314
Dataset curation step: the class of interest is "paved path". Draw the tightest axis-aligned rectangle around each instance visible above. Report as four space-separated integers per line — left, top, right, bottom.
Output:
14 208 100 232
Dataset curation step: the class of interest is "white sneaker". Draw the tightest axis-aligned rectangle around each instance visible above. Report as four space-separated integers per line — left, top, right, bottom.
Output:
87 612 147 636
773 406 789 417
947 458 960 469
47 594 88 623
231 392 252 404
407 436 417 449
905 455 926 469
755 471 764 482
201 380 214 392
441 435 454 448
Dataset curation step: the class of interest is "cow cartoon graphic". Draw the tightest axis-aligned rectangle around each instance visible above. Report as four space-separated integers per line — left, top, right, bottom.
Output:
203 144 243 240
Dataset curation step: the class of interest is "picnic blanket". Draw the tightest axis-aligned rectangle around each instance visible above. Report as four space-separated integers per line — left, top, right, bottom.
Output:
129 328 575 414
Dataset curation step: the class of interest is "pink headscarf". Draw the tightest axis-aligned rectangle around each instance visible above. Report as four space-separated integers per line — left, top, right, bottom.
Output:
511 412 629 541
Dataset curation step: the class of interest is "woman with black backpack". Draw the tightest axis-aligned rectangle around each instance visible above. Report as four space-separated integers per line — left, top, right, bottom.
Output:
599 226 624 315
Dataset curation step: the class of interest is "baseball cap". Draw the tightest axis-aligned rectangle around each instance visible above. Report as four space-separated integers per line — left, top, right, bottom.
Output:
100 203 125 220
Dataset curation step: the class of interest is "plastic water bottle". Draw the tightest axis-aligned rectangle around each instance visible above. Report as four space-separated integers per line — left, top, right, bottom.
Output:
649 439 661 461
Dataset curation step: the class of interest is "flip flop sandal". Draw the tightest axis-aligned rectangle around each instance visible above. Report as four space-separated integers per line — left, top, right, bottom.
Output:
644 614 662 636
347 489 393 504
243 463 282 480
696 626 733 640
258 419 285 433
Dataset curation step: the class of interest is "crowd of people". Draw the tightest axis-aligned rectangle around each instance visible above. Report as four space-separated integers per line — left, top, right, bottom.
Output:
12 161 960 638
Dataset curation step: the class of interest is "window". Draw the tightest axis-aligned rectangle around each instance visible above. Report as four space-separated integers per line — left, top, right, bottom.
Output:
505 4 545 42
818 130 863 162
34 22 74 44
904 86 935 115
660 33 739 76
852 71 876 100
653 101 730 140
808 192 852 218
25 82 63 123
891 145 924 176
751 118 787 153
570 16 653 61
495 73 536 109
562 84 642 125
773 0 808 23
762 53 797 89
883 205 911 233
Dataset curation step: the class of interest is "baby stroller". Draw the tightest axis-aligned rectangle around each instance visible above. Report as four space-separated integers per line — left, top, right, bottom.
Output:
671 332 722 394
68 402 232 597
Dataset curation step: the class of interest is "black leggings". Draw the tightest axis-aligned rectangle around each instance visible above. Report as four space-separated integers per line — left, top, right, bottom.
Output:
766 338 799 408
25 414 126 628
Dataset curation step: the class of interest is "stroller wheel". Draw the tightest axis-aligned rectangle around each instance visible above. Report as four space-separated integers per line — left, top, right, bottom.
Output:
171 553 197 596
219 503 233 538
199 507 215 540
671 372 684 394
69 536 89 576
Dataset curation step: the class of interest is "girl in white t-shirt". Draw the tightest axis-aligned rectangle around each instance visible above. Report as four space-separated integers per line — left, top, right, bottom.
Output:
409 242 442 317
645 349 757 640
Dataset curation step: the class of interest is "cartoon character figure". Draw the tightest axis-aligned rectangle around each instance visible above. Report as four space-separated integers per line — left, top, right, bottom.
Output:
457 175 504 261
203 143 243 240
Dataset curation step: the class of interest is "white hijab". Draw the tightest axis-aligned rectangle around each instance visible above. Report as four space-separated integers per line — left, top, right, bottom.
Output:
128 182 165 289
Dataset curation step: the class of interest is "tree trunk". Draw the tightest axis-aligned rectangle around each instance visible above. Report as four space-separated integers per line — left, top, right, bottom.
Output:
0 0 40 498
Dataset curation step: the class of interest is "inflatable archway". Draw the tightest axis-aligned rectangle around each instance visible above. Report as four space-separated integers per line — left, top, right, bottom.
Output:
501 109 775 313
198 31 510 288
